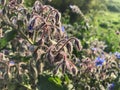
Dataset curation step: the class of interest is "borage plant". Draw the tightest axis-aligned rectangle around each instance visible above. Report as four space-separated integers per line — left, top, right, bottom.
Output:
0 0 120 90
0 0 82 90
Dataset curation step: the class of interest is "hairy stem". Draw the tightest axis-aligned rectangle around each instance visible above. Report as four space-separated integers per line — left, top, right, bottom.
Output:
56 37 76 53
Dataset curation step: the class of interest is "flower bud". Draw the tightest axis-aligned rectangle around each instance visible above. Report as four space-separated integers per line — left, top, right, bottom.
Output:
54 52 64 63
74 38 82 51
66 41 73 53
71 66 78 75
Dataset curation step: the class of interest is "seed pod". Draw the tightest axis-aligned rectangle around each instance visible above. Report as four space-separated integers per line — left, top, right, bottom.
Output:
54 52 64 63
71 66 78 75
66 41 73 53
74 38 82 51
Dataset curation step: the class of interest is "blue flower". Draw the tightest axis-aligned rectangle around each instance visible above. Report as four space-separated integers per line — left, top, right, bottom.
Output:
28 24 33 30
9 61 15 66
114 52 120 59
61 26 65 32
108 83 115 90
95 57 105 66
28 18 36 30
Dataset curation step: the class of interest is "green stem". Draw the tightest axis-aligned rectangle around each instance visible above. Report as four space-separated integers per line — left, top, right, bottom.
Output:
33 28 46 54
55 39 66 47
33 30 37 44
18 29 34 45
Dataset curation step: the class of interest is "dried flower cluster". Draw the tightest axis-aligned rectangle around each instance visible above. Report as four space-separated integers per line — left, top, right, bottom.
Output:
0 0 82 89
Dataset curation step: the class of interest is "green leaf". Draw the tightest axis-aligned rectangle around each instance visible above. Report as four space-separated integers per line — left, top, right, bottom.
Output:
64 74 70 84
38 75 67 90
48 76 62 86
0 30 17 50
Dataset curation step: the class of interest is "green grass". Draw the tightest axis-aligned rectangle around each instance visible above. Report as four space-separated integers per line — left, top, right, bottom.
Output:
88 11 120 52
112 0 120 3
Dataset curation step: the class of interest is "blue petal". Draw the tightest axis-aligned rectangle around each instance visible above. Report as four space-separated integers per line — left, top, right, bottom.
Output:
114 52 120 59
95 57 105 66
108 83 115 90
28 25 33 30
61 26 65 32
9 61 15 64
